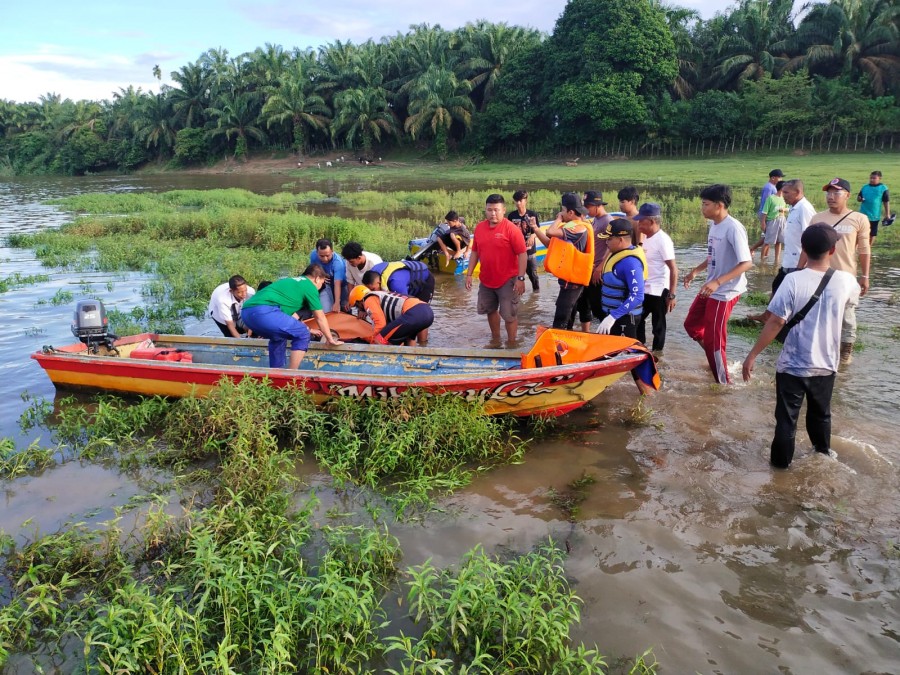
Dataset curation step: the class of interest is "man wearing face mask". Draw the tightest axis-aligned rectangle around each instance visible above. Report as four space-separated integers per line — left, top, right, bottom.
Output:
814 178 871 365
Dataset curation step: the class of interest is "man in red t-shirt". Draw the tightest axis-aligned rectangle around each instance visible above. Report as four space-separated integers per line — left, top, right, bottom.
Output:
465 193 528 343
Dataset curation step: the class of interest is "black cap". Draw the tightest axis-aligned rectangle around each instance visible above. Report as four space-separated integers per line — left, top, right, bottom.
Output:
801 223 840 256
769 169 784 177
823 177 851 192
561 192 588 216
583 190 607 206
598 218 634 239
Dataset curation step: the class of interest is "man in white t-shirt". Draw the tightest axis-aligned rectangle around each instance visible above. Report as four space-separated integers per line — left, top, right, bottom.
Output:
683 185 753 384
634 203 678 351
742 224 860 468
208 275 256 338
774 179 817 293
341 241 384 287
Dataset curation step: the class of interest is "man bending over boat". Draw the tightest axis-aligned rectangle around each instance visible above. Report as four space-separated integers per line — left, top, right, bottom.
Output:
240 264 343 369
207 274 255 338
349 284 434 346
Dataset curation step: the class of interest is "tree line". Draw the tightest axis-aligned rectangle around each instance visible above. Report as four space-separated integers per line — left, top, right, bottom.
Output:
1 0 897 175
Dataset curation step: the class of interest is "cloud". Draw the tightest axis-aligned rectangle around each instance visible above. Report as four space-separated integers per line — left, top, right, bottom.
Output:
233 0 565 43
0 46 171 103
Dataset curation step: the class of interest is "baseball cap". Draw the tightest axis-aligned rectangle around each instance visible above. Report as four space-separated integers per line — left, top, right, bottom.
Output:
598 218 633 239
769 169 784 178
801 222 840 256
583 190 608 206
561 192 588 216
632 202 661 220
823 177 851 192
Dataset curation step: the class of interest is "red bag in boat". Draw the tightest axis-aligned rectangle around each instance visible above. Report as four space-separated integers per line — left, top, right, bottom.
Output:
131 347 193 362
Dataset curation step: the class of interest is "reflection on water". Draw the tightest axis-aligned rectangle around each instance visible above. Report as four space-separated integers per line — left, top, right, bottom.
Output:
1 174 899 672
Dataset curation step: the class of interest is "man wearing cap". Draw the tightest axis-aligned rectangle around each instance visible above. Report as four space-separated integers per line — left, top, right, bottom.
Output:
507 189 541 292
683 184 753 384
595 218 646 337
750 169 784 257
743 224 860 469
634 204 678 351
580 190 613 330
466 193 528 343
815 177 870 365
532 193 592 329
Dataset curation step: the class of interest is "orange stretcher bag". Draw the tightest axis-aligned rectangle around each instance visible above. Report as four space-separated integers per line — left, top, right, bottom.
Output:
543 222 594 285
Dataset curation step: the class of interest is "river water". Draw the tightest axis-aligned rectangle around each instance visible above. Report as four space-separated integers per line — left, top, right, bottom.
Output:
1 174 899 673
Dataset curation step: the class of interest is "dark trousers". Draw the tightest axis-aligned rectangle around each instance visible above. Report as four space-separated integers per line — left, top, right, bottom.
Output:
771 371 836 468
525 255 540 291
771 267 796 295
553 284 584 329
637 290 669 351
599 311 639 338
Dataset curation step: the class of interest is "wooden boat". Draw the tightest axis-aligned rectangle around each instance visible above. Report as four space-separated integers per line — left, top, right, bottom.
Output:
32 330 658 417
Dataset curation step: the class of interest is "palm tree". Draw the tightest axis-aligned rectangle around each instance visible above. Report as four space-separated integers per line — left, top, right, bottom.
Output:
332 87 398 157
709 0 796 90
170 62 210 129
262 62 331 153
206 91 266 159
135 93 176 157
650 2 702 99
404 66 473 159
56 100 104 142
456 21 540 111
791 0 900 96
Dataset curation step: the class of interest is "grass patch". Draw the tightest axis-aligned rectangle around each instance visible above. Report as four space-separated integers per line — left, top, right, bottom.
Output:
741 291 770 307
548 472 597 521
729 317 765 341
0 272 51 293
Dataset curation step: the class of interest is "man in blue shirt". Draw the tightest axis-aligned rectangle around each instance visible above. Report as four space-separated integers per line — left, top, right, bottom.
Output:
857 170 891 246
308 238 348 312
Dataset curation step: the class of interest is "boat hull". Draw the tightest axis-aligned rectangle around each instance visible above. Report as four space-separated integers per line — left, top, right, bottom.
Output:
33 334 650 417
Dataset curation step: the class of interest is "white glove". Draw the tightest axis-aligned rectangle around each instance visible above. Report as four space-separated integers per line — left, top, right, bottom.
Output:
596 315 615 334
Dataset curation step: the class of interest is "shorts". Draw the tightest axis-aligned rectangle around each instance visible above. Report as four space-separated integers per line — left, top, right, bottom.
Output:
763 216 786 245
869 220 879 237
477 277 519 322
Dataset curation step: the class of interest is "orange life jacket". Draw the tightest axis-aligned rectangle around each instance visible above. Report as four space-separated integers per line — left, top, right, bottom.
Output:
543 220 594 285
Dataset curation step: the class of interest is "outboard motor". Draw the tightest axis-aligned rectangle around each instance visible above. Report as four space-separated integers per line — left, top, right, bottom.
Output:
71 299 119 354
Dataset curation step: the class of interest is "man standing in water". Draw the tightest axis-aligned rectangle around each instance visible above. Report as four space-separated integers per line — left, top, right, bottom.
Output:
857 170 890 246
466 194 528 344
507 189 541 293
815 178 871 365
743 224 859 468
750 169 784 257
580 190 613 330
683 184 752 384
634 203 677 351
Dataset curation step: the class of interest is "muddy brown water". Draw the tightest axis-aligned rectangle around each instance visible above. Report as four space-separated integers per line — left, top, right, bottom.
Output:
1 174 899 673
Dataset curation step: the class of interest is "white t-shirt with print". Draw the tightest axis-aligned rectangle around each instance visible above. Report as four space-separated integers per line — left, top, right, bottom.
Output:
642 229 675 296
768 267 860 376
208 282 255 325
707 215 751 301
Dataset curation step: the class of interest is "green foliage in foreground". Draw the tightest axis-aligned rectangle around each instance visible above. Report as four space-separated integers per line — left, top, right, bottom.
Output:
0 272 51 293
0 379 644 672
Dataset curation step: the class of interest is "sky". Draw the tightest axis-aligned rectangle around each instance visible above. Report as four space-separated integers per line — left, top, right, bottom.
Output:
1 0 733 104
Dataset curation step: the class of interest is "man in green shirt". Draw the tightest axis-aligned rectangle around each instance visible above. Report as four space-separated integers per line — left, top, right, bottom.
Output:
857 171 891 246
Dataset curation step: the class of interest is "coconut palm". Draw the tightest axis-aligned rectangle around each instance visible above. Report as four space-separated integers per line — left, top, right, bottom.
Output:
206 91 266 159
791 0 900 95
404 66 473 159
135 93 176 156
332 87 398 157
170 62 210 129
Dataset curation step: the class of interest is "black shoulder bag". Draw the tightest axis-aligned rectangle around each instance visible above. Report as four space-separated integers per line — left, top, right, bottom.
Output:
775 269 834 343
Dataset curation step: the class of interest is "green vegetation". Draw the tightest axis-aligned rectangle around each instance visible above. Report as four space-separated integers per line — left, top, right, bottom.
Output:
0 379 635 672
741 291 771 307
0 0 896 175
548 472 598 521
0 272 50 293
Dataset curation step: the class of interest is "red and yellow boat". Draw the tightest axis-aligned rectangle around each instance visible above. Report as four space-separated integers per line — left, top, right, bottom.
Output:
32 329 658 418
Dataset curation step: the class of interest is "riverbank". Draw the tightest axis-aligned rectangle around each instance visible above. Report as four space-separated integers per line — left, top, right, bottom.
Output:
167 150 900 191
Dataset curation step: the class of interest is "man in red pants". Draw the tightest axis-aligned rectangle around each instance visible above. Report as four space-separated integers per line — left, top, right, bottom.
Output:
683 184 753 384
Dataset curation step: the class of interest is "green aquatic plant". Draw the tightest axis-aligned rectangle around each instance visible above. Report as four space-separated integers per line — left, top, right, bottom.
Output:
0 439 57 479
0 272 51 293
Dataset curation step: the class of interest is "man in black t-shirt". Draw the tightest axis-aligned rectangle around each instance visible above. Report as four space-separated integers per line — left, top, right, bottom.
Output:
507 189 541 292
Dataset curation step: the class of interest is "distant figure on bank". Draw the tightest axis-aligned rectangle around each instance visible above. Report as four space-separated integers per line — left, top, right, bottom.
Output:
240 265 343 369
341 241 384 287
634 204 678 351
309 238 347 312
815 177 871 366
466 193 528 343
207 275 255 338
435 210 471 265
595 218 646 337
743 224 860 468
759 180 788 263
857 170 891 246
531 193 592 329
507 189 541 292
349 284 434 346
683 184 752 384
750 168 784 258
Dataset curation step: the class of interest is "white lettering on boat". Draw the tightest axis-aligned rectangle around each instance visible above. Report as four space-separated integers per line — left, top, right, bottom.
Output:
332 377 573 402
